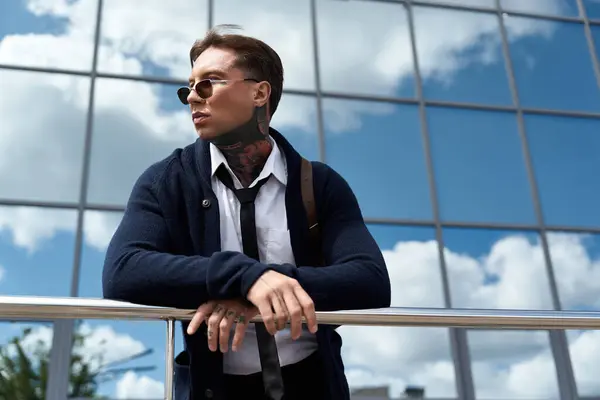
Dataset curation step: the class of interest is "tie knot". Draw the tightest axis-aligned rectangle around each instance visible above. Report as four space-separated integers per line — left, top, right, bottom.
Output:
215 165 270 203
235 187 261 203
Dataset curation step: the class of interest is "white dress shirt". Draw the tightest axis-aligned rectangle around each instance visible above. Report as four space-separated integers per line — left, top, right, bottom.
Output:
209 138 318 375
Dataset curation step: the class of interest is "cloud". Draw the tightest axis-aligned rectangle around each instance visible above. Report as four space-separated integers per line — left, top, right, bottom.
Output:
340 232 600 398
2 232 600 398
116 371 164 399
2 321 163 399
0 0 564 252
0 0 592 398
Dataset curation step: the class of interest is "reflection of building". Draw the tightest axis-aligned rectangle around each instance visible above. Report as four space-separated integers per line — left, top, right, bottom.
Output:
351 385 426 399
2 0 600 399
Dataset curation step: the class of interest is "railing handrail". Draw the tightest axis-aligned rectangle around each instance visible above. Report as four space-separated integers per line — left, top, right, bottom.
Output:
1 295 600 330
3 294 600 400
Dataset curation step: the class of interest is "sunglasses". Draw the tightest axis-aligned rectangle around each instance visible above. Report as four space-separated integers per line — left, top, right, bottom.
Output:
177 78 258 104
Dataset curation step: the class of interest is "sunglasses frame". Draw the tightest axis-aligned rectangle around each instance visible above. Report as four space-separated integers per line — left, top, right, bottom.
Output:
177 78 259 105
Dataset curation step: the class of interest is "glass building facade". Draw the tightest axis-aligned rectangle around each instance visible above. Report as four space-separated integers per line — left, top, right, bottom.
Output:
1 0 600 398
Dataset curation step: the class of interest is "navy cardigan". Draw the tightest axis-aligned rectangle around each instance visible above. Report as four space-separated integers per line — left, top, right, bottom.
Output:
102 128 391 400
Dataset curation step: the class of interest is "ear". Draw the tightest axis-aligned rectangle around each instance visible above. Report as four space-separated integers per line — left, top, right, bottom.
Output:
253 81 271 108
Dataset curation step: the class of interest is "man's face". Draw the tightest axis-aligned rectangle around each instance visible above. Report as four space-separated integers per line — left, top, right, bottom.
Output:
187 47 256 141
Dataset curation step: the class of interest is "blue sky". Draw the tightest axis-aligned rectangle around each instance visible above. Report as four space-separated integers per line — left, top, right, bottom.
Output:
3 0 600 397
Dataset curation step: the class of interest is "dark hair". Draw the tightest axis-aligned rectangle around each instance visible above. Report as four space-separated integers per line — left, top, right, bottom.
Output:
189 24 284 117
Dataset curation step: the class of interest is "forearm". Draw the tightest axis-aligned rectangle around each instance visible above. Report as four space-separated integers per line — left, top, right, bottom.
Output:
273 257 391 312
103 247 273 309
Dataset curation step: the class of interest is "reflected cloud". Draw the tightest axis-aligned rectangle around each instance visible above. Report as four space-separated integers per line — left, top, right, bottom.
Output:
116 371 164 399
0 207 76 252
0 321 163 399
340 231 600 397
1 0 599 398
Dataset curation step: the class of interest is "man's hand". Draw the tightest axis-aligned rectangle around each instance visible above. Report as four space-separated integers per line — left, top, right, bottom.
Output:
187 299 258 353
247 270 318 339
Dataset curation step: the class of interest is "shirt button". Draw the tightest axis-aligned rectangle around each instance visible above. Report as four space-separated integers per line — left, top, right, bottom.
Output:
201 199 211 208
205 388 213 398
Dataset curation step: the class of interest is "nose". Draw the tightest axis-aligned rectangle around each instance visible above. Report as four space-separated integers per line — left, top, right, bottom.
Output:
187 88 202 104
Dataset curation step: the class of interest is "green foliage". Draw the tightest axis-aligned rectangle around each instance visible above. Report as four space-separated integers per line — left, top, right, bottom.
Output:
0 325 103 400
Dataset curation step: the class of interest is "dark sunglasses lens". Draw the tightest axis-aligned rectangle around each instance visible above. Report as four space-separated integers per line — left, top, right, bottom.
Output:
177 87 190 104
195 80 213 99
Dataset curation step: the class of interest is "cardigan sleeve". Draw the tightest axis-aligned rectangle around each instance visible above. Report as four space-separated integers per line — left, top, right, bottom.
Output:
263 164 392 312
101 163 273 309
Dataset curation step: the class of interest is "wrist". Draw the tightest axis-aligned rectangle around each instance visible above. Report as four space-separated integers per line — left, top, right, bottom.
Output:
240 262 271 298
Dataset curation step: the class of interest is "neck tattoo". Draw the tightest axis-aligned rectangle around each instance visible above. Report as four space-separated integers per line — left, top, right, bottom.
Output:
211 104 272 187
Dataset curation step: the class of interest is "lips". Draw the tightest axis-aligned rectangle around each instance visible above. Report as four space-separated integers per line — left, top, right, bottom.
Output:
192 111 209 124
192 111 209 119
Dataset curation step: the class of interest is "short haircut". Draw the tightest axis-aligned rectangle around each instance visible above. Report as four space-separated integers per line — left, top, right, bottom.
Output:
189 24 284 117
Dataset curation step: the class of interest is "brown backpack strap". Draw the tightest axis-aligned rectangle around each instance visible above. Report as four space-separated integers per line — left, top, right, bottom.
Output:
300 158 324 266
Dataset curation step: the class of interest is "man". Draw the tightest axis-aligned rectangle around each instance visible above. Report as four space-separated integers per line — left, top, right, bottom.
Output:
102 25 391 400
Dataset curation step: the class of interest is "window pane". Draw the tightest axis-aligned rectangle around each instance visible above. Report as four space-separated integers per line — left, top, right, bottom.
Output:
214 0 315 92
270 94 320 161
369 224 445 308
593 25 600 59
343 226 456 397
316 0 416 98
0 1 96 71
340 326 456 398
444 228 554 310
0 322 55 398
417 0 495 7
525 114 600 228
567 329 600 397
548 232 600 312
78 211 123 298
74 211 179 398
0 206 76 297
87 78 196 206
501 0 579 17
413 7 512 105
585 0 600 19
548 230 600 396
505 16 600 112
98 0 207 80
323 99 432 220
428 107 535 224
469 330 559 399
69 320 166 399
0 69 88 203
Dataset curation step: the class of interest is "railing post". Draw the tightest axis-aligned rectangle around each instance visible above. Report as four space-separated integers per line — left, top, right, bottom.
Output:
165 319 175 400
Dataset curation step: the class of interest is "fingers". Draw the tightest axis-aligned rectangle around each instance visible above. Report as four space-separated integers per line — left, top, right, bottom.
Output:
207 304 227 351
281 288 303 339
270 291 288 334
248 273 317 338
219 309 238 353
293 284 318 334
187 301 216 335
232 311 252 352
255 297 277 335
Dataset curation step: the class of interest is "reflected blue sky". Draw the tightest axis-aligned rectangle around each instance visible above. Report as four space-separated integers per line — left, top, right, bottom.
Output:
323 99 432 220
3 0 600 397
587 0 600 19
428 106 535 224
507 16 600 112
414 7 513 105
0 1 67 37
501 0 579 16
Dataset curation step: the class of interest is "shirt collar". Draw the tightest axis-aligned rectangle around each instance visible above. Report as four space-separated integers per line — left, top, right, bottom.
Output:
210 136 287 188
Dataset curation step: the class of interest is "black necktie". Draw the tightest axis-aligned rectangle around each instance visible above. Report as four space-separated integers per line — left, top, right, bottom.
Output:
216 165 285 400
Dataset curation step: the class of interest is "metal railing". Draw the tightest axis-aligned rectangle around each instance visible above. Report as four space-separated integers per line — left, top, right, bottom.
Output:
3 295 600 400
